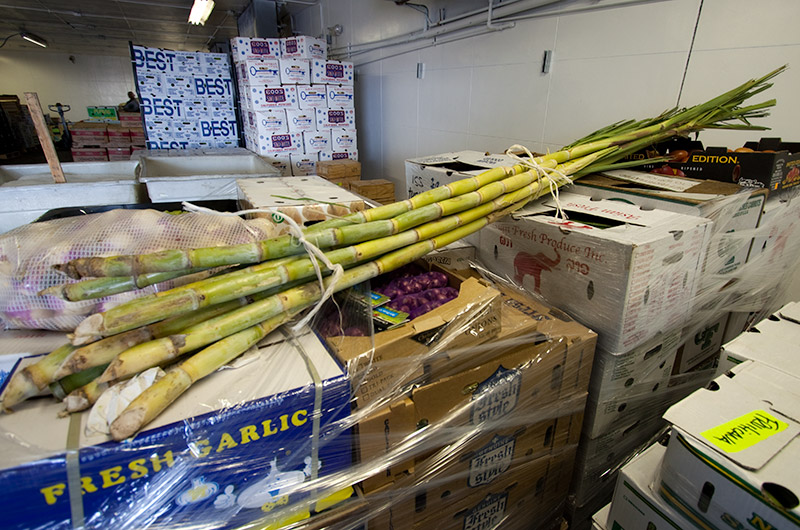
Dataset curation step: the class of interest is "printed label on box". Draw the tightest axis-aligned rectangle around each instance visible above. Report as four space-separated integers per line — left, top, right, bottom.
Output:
317 108 355 129
468 435 515 487
297 85 328 109
470 366 521 425
286 109 317 132
327 85 354 108
463 492 508 530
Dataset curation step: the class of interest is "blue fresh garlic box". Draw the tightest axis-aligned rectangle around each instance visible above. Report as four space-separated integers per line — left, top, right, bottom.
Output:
0 329 352 530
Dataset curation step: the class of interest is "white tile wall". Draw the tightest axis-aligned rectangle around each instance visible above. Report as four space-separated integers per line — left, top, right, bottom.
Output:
290 0 800 206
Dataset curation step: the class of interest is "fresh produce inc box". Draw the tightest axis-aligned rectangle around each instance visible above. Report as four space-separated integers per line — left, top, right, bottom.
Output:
0 329 352 530
477 192 713 352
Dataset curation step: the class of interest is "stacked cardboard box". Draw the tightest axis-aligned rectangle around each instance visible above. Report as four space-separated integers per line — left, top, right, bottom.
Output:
349 179 395 204
232 36 358 175
605 310 800 530
316 158 361 187
326 273 597 530
132 45 238 151
70 121 109 161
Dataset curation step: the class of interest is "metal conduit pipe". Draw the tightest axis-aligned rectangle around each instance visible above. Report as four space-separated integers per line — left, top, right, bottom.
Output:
329 0 565 55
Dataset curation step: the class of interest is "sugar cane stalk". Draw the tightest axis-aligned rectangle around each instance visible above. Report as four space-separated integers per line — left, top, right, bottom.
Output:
73 154 597 346
109 309 301 441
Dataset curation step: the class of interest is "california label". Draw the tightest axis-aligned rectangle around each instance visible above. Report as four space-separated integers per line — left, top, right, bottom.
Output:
463 492 508 530
468 435 516 487
470 366 521 425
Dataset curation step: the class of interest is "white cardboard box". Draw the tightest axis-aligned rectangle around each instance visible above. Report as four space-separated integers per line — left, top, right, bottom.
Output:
572 413 668 506
230 37 281 62
289 153 318 176
592 503 610 530
278 58 311 85
570 170 766 278
280 36 326 60
247 85 299 111
477 192 713 352
237 176 366 233
236 59 281 87
316 108 355 130
330 128 357 152
286 108 317 133
660 361 800 530
589 330 681 408
717 305 800 378
310 59 354 85
405 151 519 197
297 85 328 110
327 84 355 109
607 441 696 530
248 109 288 136
303 130 331 154
252 131 304 155
319 150 358 162
673 312 728 375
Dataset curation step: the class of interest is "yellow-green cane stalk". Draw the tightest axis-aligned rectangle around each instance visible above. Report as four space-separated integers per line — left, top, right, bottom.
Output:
39 268 211 302
73 155 598 346
96 192 539 385
53 298 254 379
109 310 300 441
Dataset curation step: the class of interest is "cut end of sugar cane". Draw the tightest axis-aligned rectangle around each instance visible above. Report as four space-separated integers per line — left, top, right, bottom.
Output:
110 407 147 441
72 314 105 345
64 393 91 413
0 369 39 411
38 285 68 299
110 369 193 440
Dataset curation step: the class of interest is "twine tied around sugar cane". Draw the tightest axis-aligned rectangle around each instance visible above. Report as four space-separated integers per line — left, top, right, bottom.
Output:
181 202 344 332
505 144 573 220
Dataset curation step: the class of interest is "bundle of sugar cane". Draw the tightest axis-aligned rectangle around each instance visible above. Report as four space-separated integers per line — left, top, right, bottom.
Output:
0 66 785 442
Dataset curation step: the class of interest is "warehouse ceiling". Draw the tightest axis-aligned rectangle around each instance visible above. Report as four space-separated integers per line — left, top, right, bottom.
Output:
0 0 257 56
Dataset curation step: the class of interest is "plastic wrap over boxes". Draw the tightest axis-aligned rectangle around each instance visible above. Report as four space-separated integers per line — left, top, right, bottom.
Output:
341 277 597 530
232 36 356 175
132 45 238 150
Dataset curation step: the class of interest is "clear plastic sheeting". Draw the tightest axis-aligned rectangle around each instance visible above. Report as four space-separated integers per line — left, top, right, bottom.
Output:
1 172 800 530
0 259 595 530
474 184 800 528
0 209 279 331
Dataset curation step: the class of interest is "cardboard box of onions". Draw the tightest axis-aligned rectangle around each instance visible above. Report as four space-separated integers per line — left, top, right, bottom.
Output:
349 179 395 204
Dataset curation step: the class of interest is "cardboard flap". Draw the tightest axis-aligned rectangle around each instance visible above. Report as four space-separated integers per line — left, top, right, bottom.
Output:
779 301 800 324
664 361 800 470
409 277 498 335
601 169 702 192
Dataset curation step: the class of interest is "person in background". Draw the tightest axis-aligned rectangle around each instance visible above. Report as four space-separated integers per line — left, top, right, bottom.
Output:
123 91 140 112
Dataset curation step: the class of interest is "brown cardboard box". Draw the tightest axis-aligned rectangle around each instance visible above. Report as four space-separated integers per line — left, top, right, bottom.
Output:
410 407 585 514
70 121 108 147
412 447 577 529
357 398 417 493
326 264 502 409
118 111 142 126
350 179 395 204
71 147 108 162
365 480 416 530
317 159 361 179
107 146 132 161
106 124 132 146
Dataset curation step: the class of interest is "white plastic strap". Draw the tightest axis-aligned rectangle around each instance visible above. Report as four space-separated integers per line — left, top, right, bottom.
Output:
182 202 344 332
505 144 574 220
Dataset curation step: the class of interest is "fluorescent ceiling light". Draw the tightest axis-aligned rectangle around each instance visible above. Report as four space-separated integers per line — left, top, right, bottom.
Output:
188 0 215 25
21 31 47 48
